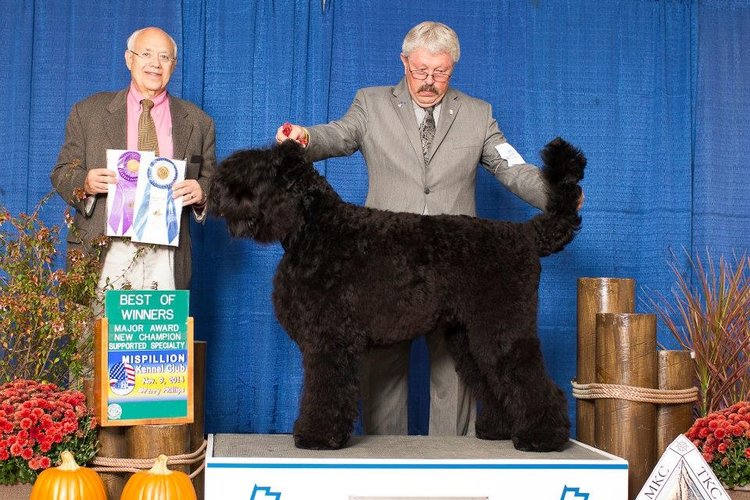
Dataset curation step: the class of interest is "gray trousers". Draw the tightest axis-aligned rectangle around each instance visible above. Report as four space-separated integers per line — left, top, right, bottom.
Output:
360 332 476 435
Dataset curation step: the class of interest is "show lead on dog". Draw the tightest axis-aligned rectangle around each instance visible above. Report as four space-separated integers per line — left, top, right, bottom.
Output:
277 21 580 437
51 27 216 292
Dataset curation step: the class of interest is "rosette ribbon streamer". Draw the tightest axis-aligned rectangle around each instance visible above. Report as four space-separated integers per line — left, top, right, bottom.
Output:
108 151 141 234
133 157 179 244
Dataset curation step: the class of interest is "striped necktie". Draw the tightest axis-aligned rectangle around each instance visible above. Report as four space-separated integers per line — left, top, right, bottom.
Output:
138 99 159 154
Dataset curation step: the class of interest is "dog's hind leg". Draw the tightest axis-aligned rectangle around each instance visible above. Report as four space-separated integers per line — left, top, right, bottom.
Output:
445 328 511 440
499 337 570 452
293 349 360 450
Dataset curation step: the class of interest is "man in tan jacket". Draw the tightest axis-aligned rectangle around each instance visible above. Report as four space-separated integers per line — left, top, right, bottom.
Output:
52 27 215 291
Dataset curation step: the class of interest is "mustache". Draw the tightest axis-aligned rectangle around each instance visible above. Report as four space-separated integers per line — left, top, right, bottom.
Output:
418 83 439 93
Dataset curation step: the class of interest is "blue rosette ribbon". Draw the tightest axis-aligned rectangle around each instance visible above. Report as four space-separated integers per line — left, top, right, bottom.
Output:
133 157 179 244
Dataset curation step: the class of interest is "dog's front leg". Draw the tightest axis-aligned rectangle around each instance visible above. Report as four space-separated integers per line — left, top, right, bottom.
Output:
293 349 360 450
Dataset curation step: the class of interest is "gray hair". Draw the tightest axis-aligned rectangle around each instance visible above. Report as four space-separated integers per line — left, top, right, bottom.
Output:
401 21 460 64
127 27 178 59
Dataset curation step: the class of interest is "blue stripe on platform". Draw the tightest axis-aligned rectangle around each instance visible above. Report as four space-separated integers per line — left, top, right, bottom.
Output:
207 462 627 470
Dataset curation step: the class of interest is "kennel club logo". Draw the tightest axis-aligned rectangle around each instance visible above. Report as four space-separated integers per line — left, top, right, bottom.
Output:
560 485 589 499
250 484 281 499
109 360 136 395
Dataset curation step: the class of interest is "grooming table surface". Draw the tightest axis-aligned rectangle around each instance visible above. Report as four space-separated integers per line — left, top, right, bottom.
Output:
204 434 628 499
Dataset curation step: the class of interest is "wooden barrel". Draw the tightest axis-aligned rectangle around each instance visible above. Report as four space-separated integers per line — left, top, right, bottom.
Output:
595 312 657 500
576 277 635 445
656 350 695 456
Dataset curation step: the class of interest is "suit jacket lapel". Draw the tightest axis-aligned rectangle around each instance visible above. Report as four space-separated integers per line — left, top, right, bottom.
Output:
392 80 423 162
170 96 192 161
104 89 128 149
391 81 462 165
429 88 460 163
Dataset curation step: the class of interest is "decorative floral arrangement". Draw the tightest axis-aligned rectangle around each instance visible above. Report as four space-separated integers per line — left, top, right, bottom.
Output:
686 401 750 488
0 379 99 485
0 192 108 385
648 250 750 416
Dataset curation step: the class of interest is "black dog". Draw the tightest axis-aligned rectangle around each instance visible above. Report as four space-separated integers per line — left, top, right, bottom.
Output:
208 138 585 452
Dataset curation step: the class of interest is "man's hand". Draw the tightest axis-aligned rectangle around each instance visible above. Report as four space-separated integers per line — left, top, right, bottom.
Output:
173 179 205 207
84 168 117 195
275 123 309 146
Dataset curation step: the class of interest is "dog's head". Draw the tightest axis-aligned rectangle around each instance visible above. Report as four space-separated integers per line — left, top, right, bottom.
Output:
208 140 330 243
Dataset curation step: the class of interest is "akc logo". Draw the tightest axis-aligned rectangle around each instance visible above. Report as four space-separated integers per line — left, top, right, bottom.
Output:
250 484 281 500
560 485 589 500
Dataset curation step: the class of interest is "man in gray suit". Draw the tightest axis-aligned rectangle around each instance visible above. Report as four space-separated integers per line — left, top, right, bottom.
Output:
277 21 551 437
52 27 215 292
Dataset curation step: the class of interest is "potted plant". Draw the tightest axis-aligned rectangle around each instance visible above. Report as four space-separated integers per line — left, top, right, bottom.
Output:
648 251 750 417
0 379 98 486
686 401 750 491
0 193 108 385
0 195 107 497
649 251 750 497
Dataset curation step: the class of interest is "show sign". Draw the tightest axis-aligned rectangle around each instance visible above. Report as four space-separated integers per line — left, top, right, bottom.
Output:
94 290 194 426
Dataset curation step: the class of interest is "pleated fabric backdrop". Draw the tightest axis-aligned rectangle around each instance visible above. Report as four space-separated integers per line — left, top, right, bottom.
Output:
1 0 748 437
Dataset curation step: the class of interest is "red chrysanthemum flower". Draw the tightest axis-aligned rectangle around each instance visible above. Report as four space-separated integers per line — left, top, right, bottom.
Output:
0 379 99 485
687 402 750 488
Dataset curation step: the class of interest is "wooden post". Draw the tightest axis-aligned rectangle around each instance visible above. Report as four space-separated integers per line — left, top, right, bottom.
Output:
577 277 635 446
127 424 191 474
595 312 657 500
84 377 129 499
97 427 129 499
656 350 695 457
190 341 207 500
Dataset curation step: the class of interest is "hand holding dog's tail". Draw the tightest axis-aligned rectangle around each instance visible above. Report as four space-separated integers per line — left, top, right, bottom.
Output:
533 137 586 257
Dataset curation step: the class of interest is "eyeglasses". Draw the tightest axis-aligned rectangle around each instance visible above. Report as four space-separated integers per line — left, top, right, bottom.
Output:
128 49 176 64
407 67 452 83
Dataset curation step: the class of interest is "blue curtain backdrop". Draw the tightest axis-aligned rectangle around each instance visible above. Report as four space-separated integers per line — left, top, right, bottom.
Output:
1 0 748 438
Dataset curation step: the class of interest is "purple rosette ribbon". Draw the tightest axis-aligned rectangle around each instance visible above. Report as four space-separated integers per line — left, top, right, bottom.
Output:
108 151 141 234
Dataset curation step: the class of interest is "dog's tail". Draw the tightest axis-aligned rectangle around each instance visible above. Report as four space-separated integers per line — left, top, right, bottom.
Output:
531 137 586 257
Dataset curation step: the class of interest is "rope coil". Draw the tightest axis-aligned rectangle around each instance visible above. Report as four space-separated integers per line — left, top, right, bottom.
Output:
91 439 207 479
571 380 698 404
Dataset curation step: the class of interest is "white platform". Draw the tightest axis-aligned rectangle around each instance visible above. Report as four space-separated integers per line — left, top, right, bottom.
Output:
204 434 628 499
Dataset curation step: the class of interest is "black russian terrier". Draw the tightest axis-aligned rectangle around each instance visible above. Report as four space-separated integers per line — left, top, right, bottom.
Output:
208 137 585 452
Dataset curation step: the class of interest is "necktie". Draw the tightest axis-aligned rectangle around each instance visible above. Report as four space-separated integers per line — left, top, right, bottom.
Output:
420 106 435 163
138 99 159 154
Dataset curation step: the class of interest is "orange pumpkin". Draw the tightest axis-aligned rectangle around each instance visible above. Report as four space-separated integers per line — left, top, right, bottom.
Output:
120 454 197 500
30 450 107 500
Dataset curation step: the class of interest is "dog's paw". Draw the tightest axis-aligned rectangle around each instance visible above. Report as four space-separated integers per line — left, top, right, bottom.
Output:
475 421 511 441
293 432 349 450
476 430 511 441
511 427 569 452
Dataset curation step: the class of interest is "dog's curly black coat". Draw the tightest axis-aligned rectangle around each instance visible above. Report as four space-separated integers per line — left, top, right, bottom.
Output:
208 137 585 452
